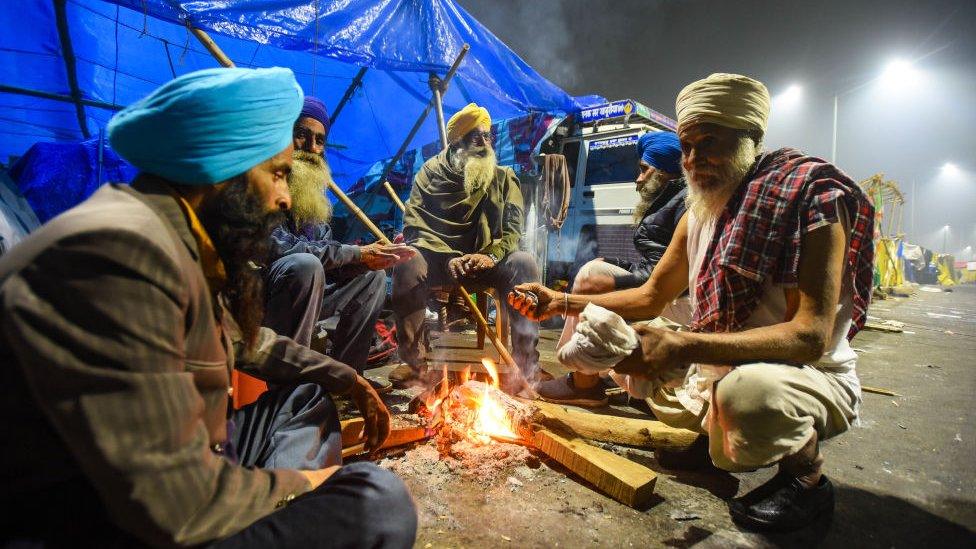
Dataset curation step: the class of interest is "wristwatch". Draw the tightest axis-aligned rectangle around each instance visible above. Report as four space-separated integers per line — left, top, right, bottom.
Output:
486 252 500 263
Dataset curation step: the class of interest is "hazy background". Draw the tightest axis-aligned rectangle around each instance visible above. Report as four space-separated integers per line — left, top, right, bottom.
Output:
460 0 976 258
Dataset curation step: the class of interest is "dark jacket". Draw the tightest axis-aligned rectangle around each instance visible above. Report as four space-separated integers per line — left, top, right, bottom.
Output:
271 218 362 273
630 178 687 283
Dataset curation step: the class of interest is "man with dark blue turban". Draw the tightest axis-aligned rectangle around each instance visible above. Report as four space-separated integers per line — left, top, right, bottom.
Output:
534 130 689 407
262 96 415 395
0 67 416 547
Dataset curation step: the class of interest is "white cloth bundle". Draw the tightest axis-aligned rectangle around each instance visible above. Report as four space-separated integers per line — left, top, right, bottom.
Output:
557 304 691 399
557 303 638 374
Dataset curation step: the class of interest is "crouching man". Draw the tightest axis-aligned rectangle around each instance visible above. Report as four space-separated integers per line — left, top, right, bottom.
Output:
511 73 874 531
0 68 416 547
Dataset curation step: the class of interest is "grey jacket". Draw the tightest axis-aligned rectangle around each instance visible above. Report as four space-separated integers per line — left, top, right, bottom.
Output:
0 176 357 546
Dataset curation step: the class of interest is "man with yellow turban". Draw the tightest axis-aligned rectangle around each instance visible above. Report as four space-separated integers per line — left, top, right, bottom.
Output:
0 68 416 547
390 103 542 390
509 73 875 531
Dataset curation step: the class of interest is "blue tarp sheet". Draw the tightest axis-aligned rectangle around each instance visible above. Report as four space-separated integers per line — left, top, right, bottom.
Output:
1 0 600 192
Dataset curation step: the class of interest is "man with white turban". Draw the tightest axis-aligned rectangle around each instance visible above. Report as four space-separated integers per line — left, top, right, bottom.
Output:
0 68 416 547
511 73 875 531
390 103 542 390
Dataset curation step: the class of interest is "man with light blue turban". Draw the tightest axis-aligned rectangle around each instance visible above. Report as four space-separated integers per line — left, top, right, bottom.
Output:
534 130 689 407
0 67 416 547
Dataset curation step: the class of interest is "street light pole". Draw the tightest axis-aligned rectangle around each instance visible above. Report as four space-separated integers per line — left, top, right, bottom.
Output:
911 178 916 241
831 94 838 164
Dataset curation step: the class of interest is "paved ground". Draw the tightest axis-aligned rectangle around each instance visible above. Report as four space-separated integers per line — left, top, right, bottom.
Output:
365 285 976 548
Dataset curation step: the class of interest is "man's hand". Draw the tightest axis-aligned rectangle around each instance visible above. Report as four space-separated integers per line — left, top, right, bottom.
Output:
508 282 562 321
299 465 342 490
348 376 391 453
359 243 416 271
614 324 689 378
447 253 496 280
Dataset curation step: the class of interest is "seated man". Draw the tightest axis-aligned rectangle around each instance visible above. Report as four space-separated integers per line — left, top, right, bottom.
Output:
0 68 416 547
265 96 414 392
538 130 688 406
391 103 541 389
511 73 873 531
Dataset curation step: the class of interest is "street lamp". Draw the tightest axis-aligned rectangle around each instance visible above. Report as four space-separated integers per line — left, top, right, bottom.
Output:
941 162 961 177
832 58 920 164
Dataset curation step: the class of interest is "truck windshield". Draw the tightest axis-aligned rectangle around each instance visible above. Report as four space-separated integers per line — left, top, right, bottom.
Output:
584 136 638 185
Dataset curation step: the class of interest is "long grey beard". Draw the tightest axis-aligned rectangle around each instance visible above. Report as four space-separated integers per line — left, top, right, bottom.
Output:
288 150 333 228
453 146 498 193
683 137 757 223
633 170 670 224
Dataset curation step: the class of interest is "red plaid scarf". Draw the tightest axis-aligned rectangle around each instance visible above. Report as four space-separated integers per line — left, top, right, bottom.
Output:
690 148 874 340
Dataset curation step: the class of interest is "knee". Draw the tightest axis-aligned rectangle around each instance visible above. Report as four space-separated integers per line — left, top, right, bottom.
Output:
277 253 324 284
573 274 615 294
713 365 787 424
364 269 387 291
392 252 426 290
342 462 418 544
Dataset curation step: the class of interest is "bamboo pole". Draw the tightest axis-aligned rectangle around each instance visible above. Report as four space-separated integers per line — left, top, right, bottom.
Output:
327 180 390 245
189 26 236 68
380 183 517 370
383 181 406 211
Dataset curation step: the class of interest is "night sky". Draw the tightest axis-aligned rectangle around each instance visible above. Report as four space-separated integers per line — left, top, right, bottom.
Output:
460 0 976 256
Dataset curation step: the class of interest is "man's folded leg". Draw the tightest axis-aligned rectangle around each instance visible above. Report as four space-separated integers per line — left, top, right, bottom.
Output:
231 383 343 470
211 462 418 549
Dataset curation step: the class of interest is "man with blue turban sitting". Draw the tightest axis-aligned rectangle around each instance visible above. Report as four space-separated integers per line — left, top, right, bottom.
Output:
0 67 416 547
536 131 689 406
264 96 415 393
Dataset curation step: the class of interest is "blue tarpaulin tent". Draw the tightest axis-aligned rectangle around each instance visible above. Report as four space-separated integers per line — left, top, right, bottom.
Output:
1 0 598 194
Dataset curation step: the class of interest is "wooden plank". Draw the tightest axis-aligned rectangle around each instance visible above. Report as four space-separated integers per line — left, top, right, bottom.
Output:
341 424 429 459
533 427 656 508
863 322 903 333
530 400 699 451
341 430 428 459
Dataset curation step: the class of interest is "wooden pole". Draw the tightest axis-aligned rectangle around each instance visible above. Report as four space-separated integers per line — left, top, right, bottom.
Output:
330 66 368 126
383 181 406 211
376 45 470 187
189 25 236 68
379 182 518 370
327 180 391 245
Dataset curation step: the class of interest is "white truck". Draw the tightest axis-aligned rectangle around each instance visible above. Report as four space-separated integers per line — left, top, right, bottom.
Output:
531 99 677 287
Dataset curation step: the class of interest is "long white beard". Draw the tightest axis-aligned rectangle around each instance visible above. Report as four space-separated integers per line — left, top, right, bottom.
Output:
683 137 757 223
453 145 498 193
288 150 333 228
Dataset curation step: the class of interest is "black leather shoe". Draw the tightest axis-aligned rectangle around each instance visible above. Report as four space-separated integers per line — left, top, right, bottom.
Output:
729 472 835 531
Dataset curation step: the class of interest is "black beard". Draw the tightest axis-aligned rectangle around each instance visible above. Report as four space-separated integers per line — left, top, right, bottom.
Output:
199 176 285 350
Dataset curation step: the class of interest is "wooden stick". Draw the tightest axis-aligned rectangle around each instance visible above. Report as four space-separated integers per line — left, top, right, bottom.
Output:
383 181 406 211
380 183 518 370
327 180 392 246
533 427 656 508
861 385 902 397
189 26 235 68
529 399 699 451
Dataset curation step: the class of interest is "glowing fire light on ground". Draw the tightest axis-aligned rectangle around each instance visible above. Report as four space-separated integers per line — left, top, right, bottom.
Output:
423 358 520 445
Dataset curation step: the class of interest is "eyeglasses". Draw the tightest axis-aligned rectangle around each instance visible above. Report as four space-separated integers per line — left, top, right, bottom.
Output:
466 130 494 144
